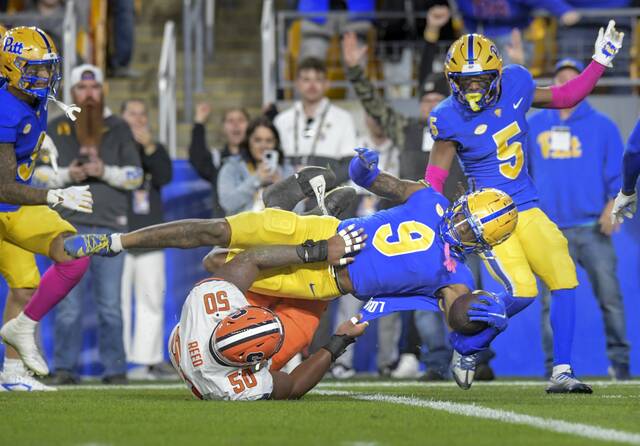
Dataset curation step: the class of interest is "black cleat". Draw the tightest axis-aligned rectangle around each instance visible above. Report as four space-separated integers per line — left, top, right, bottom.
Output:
303 186 357 219
263 166 336 211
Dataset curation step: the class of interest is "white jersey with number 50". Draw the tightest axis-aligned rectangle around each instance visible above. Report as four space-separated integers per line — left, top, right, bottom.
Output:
168 278 274 400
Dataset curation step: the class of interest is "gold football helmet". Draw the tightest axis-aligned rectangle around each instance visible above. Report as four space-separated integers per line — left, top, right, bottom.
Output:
0 26 61 99
440 188 517 255
444 34 503 112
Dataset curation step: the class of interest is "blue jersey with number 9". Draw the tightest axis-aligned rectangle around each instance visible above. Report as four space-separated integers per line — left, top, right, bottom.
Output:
338 187 474 301
429 64 538 211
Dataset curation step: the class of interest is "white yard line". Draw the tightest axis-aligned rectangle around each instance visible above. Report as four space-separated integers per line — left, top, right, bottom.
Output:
313 390 640 445
51 380 640 391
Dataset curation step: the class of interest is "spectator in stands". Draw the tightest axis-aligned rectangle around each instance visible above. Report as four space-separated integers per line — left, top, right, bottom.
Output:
188 103 249 217
217 117 292 215
527 58 631 380
4 0 64 49
274 57 358 183
297 0 373 62
35 64 143 384
455 0 580 64
109 0 137 77
417 4 454 98
120 99 174 380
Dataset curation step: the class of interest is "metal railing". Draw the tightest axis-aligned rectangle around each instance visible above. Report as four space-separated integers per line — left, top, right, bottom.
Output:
158 21 177 158
267 9 640 100
183 0 215 123
261 0 276 105
62 0 77 105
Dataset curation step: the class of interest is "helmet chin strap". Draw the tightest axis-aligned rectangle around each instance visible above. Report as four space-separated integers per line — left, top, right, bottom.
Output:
465 92 483 111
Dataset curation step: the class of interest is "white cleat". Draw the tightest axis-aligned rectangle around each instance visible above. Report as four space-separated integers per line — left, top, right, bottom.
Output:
391 353 423 379
0 372 57 392
451 350 477 390
0 317 49 376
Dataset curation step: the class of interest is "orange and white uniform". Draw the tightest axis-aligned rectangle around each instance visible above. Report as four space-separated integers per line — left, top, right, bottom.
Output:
168 279 273 401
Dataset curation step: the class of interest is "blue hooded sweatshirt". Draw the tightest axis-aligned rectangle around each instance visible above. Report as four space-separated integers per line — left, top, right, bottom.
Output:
527 100 623 229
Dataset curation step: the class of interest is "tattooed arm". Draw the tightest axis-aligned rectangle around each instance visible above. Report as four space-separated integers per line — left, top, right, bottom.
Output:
367 172 427 204
0 143 49 205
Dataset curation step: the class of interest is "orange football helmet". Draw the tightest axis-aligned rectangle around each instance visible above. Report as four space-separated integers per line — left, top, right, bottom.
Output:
210 306 285 368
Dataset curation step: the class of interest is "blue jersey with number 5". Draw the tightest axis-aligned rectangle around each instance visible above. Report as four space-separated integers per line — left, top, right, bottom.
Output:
0 86 48 212
338 187 474 300
429 64 538 210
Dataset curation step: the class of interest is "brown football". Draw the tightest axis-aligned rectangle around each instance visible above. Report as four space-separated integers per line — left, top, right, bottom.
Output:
447 292 489 335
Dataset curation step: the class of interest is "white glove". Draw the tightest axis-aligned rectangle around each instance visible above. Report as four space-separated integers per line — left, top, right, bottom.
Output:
47 185 93 214
611 190 637 224
40 133 59 173
592 19 624 68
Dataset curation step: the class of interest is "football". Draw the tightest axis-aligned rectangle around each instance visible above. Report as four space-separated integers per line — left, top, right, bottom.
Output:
447 292 489 335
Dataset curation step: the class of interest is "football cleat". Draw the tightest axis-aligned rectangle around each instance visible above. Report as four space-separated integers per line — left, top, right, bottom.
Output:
390 353 423 379
546 370 593 394
262 166 336 211
303 186 357 219
329 363 356 379
0 372 57 392
63 233 118 258
0 318 49 376
451 350 477 390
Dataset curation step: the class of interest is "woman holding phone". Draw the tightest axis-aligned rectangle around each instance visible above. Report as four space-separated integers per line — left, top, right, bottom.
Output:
218 117 291 215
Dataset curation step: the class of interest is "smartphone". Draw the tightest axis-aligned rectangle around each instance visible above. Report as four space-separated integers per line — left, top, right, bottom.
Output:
263 150 279 173
76 154 91 165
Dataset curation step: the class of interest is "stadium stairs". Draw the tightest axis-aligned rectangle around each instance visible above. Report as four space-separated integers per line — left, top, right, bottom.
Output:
103 0 264 157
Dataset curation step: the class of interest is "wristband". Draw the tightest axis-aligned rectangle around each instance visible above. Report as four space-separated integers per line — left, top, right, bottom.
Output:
296 239 328 263
322 334 357 362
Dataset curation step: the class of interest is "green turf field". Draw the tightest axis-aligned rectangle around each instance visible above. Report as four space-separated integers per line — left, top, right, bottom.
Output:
1 380 639 446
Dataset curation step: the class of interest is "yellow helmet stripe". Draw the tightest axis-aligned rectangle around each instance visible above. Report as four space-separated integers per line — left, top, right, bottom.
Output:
467 34 474 63
479 202 516 224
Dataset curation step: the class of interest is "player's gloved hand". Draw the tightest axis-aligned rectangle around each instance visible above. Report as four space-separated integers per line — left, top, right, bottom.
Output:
349 147 380 188
611 189 637 224
592 19 624 68
328 224 367 266
47 185 93 213
41 133 59 173
467 292 508 332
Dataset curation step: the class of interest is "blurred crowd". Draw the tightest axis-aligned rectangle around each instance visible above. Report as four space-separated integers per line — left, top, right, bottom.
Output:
0 0 636 384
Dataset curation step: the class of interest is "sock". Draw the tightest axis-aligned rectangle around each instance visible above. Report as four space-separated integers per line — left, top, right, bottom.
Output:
550 288 576 367
449 326 501 356
23 257 90 321
502 293 535 317
111 233 123 252
3 358 26 375
552 364 571 376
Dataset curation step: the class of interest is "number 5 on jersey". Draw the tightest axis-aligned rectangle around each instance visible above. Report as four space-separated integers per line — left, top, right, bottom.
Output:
493 121 523 180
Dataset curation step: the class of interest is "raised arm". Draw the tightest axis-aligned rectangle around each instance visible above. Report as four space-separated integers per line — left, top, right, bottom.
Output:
424 139 458 193
349 147 425 203
532 20 623 109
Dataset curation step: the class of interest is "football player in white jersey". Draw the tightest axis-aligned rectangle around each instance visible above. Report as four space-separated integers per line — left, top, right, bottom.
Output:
169 226 368 400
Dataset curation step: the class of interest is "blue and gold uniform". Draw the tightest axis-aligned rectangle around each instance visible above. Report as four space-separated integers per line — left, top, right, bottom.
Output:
0 27 75 288
430 35 577 298
226 187 473 302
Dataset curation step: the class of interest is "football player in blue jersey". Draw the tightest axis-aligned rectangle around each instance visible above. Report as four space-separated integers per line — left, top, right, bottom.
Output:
63 162 518 374
612 117 640 224
424 21 624 393
0 27 94 388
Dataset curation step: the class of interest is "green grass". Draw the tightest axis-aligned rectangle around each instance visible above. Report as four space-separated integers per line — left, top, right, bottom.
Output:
1 380 639 446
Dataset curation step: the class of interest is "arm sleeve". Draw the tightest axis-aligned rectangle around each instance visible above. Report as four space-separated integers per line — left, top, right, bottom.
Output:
188 123 216 182
143 143 173 187
548 61 606 109
217 161 259 214
345 64 408 148
622 119 640 194
102 165 144 190
603 121 624 199
417 40 437 92
33 166 71 188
